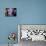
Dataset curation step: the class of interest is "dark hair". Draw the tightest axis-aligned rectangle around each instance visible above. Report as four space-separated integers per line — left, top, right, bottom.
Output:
12 8 16 16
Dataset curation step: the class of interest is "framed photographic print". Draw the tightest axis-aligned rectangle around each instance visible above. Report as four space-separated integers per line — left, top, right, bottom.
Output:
5 8 17 17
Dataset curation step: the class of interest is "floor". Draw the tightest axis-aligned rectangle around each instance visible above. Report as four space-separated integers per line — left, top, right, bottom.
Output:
0 44 18 46
0 40 46 46
19 39 46 46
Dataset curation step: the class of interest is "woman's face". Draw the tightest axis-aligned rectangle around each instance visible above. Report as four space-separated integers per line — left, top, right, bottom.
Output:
8 8 13 16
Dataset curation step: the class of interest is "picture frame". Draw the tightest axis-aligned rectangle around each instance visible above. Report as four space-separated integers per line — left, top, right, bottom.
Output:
5 8 17 17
